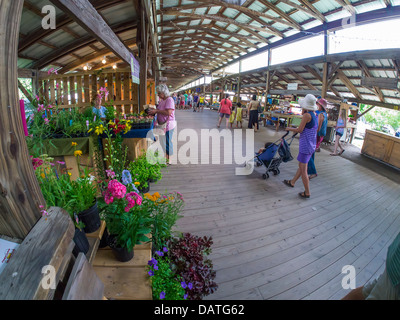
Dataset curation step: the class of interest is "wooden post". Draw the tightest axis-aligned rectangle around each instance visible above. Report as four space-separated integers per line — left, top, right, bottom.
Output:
0 0 44 239
138 0 149 111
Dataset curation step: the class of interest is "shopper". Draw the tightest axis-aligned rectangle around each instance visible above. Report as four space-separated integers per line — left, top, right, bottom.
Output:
235 102 243 128
217 94 232 128
92 92 107 121
283 94 318 199
247 95 260 132
147 84 176 163
307 98 328 179
331 108 347 156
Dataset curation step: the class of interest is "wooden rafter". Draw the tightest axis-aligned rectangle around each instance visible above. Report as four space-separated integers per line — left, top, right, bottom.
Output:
50 0 136 68
257 0 303 30
19 0 123 53
297 0 327 23
160 9 274 41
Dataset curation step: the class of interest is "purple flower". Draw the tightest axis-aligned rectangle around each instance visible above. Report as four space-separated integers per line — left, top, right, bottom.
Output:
181 281 187 289
155 250 164 257
188 282 193 290
184 294 188 300
121 170 132 185
160 291 166 300
148 270 154 276
153 265 159 271
163 247 168 253
147 258 158 266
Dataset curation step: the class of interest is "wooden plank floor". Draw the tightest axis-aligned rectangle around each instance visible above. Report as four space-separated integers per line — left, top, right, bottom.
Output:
150 108 400 300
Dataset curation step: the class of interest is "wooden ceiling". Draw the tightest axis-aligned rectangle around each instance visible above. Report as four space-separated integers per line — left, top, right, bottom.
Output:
17 0 400 108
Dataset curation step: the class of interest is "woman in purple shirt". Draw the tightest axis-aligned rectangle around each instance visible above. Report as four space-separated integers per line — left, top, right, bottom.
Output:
283 94 318 199
147 84 176 163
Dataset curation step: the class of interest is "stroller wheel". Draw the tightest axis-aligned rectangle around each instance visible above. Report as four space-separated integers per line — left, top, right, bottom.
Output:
273 170 278 176
262 173 269 180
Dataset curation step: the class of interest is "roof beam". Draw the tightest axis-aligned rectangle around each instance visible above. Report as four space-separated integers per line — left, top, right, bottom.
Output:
49 0 136 67
193 0 298 31
297 0 327 23
160 9 274 41
257 0 303 30
19 0 123 53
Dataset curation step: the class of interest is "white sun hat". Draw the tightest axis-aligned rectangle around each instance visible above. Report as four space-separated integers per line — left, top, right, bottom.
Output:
299 94 318 111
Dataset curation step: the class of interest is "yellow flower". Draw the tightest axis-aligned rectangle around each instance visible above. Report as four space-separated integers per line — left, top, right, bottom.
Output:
68 172 72 176
134 182 140 186
71 142 77 147
40 173 45 179
88 128 93 133
74 150 83 157
153 192 160 199
95 124 104 135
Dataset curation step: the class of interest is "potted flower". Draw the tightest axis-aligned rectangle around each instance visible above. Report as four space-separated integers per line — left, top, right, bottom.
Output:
68 142 101 233
128 155 152 193
166 233 218 300
32 155 90 255
143 191 184 251
99 179 151 262
147 249 188 300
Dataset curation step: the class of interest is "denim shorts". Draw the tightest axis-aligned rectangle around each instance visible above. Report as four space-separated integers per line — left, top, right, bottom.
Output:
362 268 400 300
219 113 230 118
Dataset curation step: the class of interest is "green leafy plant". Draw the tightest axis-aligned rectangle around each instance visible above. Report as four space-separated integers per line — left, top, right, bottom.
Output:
142 191 184 251
167 233 218 300
99 179 151 251
147 249 187 300
127 154 153 190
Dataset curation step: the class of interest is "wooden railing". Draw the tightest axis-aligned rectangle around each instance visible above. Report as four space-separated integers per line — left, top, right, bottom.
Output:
40 68 140 114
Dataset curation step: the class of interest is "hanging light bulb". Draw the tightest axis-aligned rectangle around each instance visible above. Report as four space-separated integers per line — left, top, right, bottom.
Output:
113 64 117 70
102 56 107 64
83 65 88 71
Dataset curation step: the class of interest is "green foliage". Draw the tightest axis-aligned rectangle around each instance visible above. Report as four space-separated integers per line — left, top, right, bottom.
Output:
360 105 400 132
142 192 184 251
147 253 186 301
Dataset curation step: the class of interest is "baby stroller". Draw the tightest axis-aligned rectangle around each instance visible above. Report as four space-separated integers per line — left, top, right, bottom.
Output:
252 131 297 179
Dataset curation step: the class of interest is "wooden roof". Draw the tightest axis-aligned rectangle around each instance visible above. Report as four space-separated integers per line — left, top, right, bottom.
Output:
17 0 400 108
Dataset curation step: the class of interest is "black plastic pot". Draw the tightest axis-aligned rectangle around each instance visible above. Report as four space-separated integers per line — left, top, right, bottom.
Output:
72 228 89 256
138 182 150 194
108 234 134 262
78 201 101 233
99 226 110 249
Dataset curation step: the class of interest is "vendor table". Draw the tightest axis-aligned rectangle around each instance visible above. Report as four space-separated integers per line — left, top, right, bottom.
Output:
263 111 303 131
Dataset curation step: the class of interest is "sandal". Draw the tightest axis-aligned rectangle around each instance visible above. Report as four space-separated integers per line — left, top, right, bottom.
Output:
299 191 310 199
309 174 318 180
283 180 294 188
339 149 345 155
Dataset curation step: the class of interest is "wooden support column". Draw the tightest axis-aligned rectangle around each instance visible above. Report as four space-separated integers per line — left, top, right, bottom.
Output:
321 25 329 99
0 0 44 239
138 0 149 110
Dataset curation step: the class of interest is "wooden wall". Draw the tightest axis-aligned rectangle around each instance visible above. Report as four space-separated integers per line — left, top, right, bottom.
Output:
40 68 140 114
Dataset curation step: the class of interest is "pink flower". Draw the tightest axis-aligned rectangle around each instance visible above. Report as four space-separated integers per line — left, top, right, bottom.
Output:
103 191 114 204
44 118 49 125
107 180 126 199
32 157 44 170
106 169 116 179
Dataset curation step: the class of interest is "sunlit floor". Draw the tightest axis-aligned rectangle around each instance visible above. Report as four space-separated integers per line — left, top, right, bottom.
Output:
150 108 400 300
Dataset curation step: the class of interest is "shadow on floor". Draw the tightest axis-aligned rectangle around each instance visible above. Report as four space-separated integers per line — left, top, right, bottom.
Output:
320 140 400 184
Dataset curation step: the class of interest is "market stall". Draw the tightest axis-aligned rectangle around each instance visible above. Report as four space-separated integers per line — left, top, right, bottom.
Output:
362 129 400 169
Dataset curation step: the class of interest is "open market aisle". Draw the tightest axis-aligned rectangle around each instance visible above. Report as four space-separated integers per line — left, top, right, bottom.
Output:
149 107 400 300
